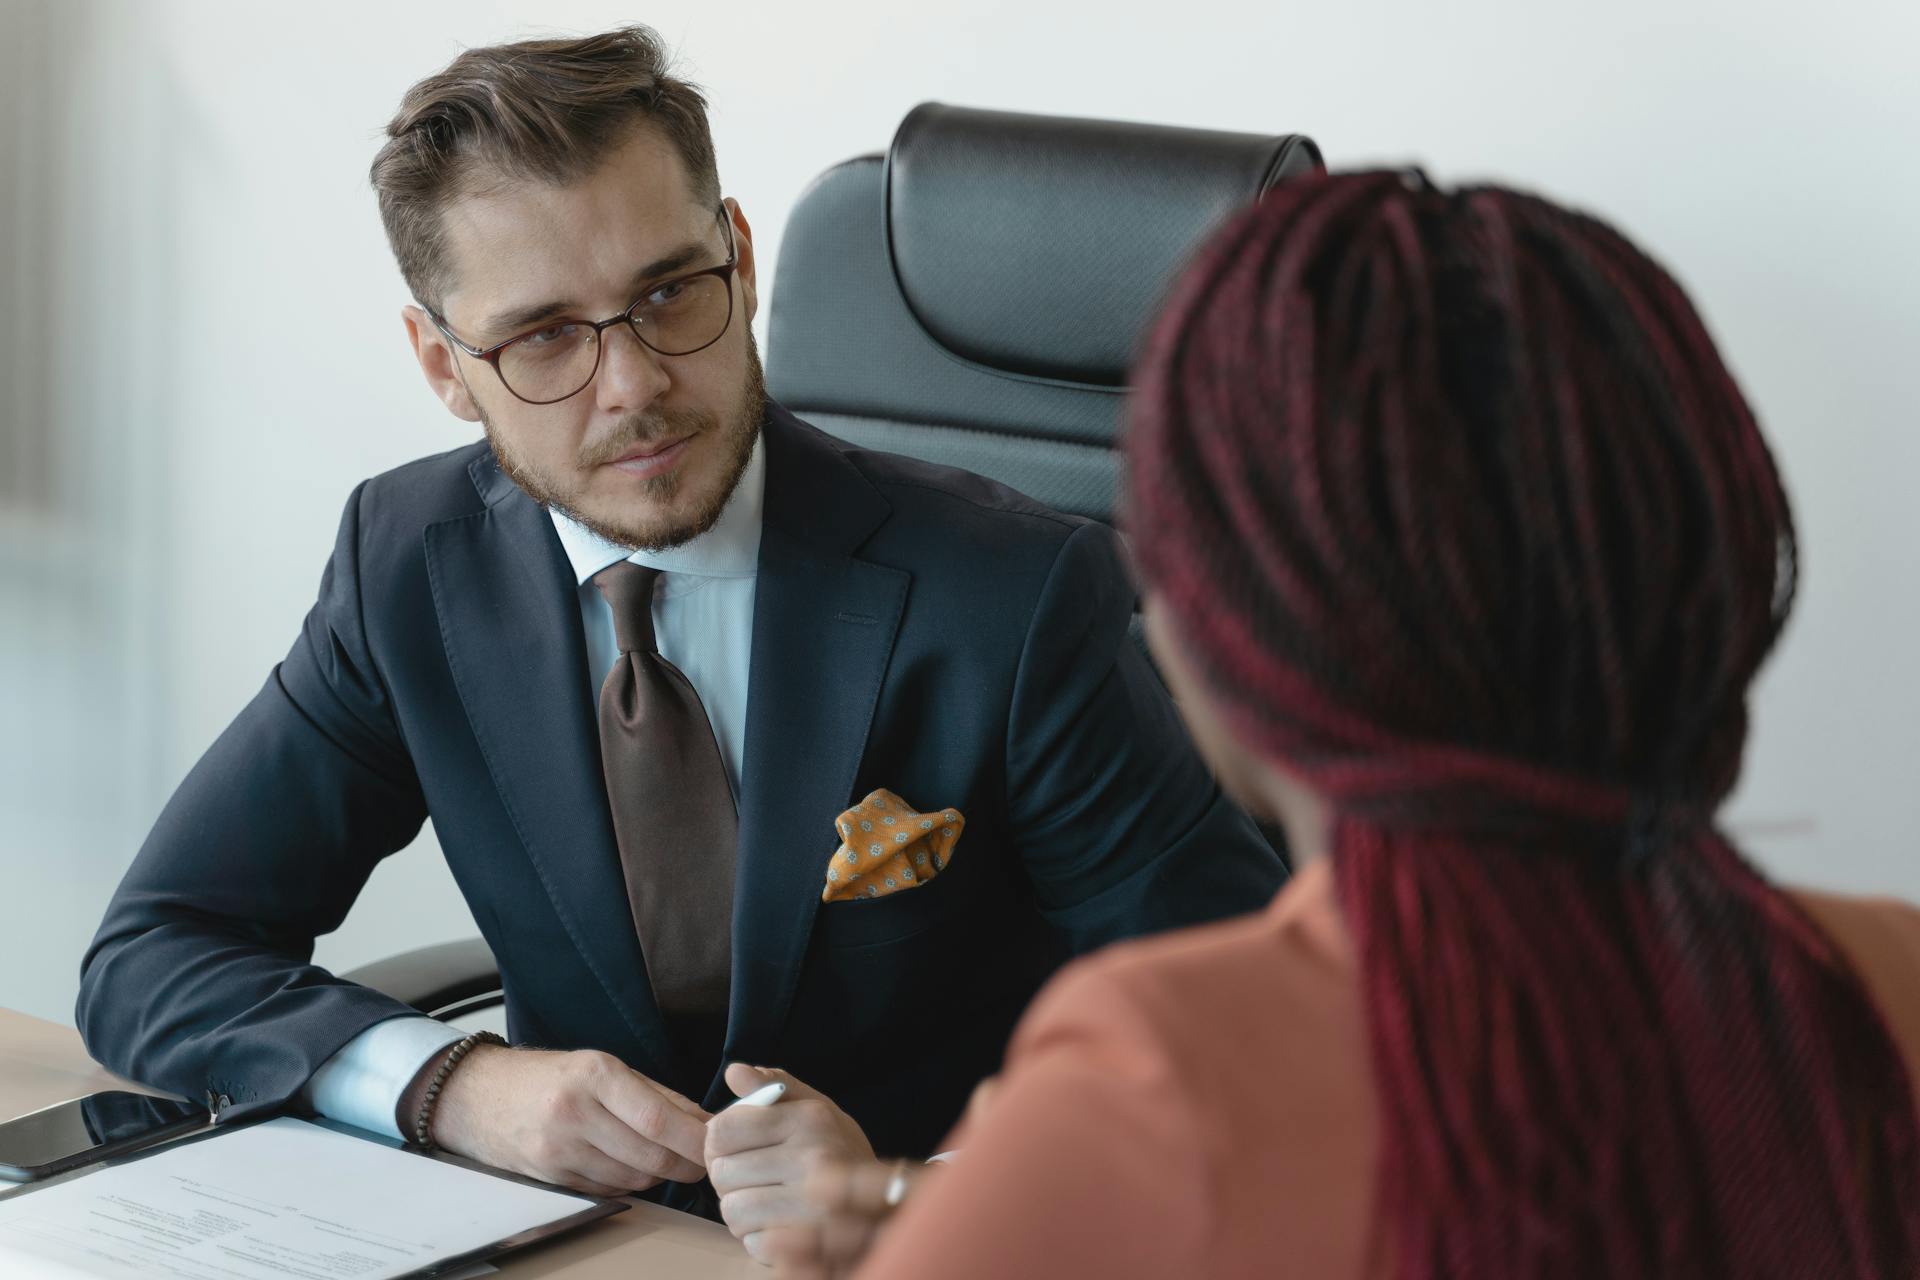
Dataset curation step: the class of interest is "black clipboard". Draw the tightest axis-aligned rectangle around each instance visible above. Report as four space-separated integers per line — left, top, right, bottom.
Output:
0 1111 628 1279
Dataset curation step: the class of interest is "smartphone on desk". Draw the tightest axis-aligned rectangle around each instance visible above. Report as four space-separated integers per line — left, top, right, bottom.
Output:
0 1090 210 1182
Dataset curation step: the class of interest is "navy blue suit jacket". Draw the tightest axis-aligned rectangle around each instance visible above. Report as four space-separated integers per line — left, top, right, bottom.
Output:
77 404 1283 1206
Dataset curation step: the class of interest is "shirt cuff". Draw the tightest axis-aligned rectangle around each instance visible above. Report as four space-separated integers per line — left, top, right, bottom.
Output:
299 1016 466 1140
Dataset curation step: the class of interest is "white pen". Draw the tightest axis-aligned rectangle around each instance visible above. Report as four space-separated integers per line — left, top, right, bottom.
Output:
721 1081 787 1111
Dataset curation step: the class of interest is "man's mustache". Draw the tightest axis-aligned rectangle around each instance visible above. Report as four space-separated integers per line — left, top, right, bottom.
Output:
578 407 717 468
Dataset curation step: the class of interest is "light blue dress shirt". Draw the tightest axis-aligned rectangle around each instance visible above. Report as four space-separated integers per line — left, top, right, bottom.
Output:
300 436 765 1138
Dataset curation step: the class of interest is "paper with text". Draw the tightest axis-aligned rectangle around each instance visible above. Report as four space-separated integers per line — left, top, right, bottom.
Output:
0 1116 590 1279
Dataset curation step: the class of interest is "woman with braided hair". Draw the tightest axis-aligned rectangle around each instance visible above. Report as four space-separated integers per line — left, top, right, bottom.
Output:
773 172 1920 1279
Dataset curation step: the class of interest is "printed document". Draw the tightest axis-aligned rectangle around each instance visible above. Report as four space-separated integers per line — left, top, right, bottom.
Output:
0 1116 602 1279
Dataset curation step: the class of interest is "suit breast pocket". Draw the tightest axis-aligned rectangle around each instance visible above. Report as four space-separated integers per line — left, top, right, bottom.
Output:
812 851 984 950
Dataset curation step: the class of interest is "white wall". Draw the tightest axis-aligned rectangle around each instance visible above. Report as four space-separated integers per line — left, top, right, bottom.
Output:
2 0 1916 1026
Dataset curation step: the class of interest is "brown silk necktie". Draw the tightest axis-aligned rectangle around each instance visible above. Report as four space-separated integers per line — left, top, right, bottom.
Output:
592 561 738 1066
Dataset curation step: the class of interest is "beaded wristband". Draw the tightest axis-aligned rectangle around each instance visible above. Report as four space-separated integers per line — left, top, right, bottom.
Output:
411 1030 508 1150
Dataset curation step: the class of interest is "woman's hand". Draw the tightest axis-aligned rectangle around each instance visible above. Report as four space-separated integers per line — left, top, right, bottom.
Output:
763 1158 935 1279
763 1075 998 1278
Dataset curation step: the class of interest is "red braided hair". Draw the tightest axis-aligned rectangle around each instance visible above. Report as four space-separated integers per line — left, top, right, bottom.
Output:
1125 172 1920 1277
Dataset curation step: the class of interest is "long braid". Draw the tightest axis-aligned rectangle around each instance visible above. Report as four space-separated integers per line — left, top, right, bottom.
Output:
1126 172 1920 1277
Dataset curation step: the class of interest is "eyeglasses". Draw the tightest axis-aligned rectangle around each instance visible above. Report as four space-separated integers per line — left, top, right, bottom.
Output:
430 206 739 406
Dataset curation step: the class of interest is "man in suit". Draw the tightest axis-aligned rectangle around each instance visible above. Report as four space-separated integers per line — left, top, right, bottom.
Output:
75 24 1282 1254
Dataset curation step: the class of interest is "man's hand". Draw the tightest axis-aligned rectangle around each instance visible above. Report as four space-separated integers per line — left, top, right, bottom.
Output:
705 1064 878 1262
424 1045 711 1196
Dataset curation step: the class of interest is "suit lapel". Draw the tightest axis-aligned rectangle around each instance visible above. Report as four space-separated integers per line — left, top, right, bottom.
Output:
723 408 907 1071
425 453 669 1074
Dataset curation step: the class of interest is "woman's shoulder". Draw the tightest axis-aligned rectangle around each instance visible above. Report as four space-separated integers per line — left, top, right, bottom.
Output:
1009 859 1372 1159
1787 885 1920 1068
1005 858 1380 1276
1028 859 1356 1040
1788 884 1920 981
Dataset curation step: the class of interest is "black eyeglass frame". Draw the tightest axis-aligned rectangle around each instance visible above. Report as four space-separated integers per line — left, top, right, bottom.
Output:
428 204 740 406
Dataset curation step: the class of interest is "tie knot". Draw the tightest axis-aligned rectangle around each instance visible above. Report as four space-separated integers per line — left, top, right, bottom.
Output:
592 561 662 655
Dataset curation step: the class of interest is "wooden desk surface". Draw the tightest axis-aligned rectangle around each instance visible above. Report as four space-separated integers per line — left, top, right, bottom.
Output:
0 1007 758 1278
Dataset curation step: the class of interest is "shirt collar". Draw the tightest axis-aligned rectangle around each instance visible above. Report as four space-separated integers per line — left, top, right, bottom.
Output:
549 430 765 586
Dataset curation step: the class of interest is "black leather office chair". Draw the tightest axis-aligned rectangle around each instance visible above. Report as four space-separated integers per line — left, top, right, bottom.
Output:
344 937 505 1022
767 102 1321 524
348 103 1324 1014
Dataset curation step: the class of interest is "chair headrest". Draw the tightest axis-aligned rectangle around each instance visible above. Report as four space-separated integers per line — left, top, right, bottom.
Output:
885 103 1322 387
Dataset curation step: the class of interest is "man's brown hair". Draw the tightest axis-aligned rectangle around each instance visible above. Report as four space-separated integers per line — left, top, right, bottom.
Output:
370 25 721 312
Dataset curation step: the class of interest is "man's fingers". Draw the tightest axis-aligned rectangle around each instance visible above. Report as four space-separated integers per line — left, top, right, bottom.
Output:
726 1061 824 1103
593 1067 710 1168
817 1212 882 1271
763 1223 830 1278
741 1230 773 1266
705 1097 799 1158
653 1079 714 1122
584 1099 706 1184
718 1183 814 1240
708 1145 801 1195
561 1177 632 1199
724 1060 774 1099
762 1215 876 1280
556 1140 665 1196
763 1221 821 1261
806 1157 899 1214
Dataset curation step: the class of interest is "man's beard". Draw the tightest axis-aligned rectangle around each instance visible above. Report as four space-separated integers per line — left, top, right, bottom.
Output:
482 336 767 552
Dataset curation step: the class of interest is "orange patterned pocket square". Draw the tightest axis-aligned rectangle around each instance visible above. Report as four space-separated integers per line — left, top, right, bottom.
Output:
821 789 964 903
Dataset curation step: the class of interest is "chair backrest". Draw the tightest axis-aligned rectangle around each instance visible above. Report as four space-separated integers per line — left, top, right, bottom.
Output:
765 102 1324 526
